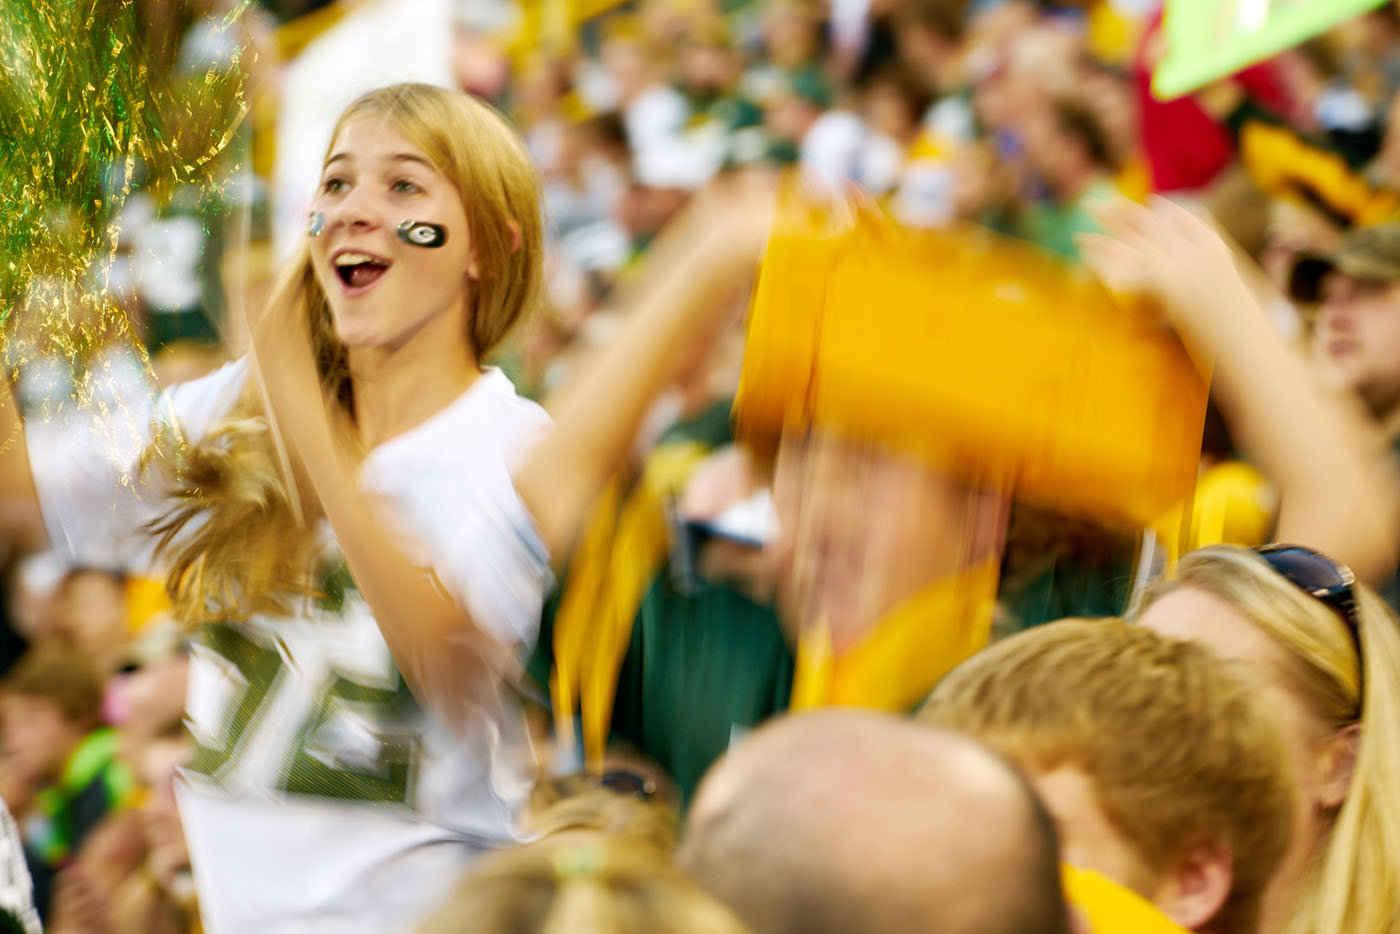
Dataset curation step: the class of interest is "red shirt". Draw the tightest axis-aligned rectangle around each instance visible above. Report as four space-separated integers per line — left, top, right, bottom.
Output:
1134 7 1294 192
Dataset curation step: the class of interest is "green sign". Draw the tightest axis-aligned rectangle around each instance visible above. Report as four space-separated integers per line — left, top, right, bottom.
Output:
1153 0 1386 100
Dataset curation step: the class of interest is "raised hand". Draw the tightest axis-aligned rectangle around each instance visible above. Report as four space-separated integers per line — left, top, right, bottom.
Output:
1078 197 1254 341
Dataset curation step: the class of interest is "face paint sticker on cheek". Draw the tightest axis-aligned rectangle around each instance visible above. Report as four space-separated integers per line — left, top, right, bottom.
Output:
397 220 447 248
308 211 325 237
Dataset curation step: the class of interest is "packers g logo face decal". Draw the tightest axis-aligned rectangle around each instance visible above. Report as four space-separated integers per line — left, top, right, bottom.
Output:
396 220 447 248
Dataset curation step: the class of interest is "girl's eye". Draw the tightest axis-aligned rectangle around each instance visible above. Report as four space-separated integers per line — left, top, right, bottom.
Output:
321 177 348 195
393 179 421 194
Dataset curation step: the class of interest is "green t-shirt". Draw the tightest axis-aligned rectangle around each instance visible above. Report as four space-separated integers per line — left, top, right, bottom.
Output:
527 398 793 804
610 578 793 806
31 727 133 865
1018 178 1119 260
529 574 793 808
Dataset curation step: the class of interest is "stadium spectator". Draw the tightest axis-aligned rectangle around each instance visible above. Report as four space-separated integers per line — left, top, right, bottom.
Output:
1135 544 1400 934
678 709 1072 934
0 650 134 922
921 619 1294 933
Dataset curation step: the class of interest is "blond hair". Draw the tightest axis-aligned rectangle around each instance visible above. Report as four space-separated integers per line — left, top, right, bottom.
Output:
416 833 750 934
1133 545 1400 934
528 785 679 854
146 83 543 625
920 618 1294 934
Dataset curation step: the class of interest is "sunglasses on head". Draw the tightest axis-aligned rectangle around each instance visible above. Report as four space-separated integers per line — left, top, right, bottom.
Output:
1254 543 1363 704
550 768 659 802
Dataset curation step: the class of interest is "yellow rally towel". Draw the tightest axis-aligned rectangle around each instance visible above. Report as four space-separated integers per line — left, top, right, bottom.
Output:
1062 864 1190 934
735 186 1209 531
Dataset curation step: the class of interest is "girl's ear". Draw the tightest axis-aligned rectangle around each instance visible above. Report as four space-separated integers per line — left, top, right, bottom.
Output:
1316 722 1360 810
468 222 522 280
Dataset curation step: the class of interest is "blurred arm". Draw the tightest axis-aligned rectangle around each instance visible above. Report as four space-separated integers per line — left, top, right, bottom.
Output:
514 179 774 567
249 289 515 728
1082 199 1400 585
0 379 45 552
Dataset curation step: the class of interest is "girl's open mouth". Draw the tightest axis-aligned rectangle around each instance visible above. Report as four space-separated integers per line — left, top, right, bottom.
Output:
333 251 391 290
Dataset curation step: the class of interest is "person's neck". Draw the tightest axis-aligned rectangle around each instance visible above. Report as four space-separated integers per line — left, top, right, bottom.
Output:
349 334 480 450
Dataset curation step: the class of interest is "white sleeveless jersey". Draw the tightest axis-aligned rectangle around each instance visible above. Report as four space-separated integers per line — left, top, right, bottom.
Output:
28 359 553 933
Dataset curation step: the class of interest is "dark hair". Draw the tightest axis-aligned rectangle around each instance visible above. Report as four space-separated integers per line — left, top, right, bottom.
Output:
2 649 105 725
1054 98 1120 173
896 0 971 42
863 63 935 127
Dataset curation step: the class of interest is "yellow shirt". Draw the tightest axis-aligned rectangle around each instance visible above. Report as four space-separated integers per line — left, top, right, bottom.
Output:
1063 864 1190 934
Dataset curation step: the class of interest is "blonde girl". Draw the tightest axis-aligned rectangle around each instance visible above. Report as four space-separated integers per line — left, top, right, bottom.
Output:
1 82 769 931
1135 545 1400 933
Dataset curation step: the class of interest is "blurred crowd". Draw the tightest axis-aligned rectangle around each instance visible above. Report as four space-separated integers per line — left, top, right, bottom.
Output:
4 0 1400 931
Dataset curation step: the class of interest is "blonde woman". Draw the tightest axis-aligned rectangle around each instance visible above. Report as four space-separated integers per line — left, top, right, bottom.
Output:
0 83 770 931
1081 200 1400 931
1134 544 1400 933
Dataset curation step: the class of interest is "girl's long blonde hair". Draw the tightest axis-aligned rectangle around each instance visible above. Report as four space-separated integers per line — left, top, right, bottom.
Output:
1133 544 1400 934
146 83 544 626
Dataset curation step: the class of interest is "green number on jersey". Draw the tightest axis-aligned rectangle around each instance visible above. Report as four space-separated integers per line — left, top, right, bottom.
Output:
188 613 423 805
280 669 422 805
187 624 286 782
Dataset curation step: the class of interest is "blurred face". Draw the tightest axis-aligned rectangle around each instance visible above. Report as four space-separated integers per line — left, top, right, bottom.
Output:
769 433 1005 651
764 5 817 68
108 653 189 740
1018 110 1079 191
52 571 128 672
952 142 1000 219
517 61 566 116
310 117 475 354
972 73 1033 137
897 26 955 89
1311 271 1400 418
864 81 919 141
682 45 734 96
2 695 83 784
451 30 509 101
1030 767 1158 897
603 41 651 102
